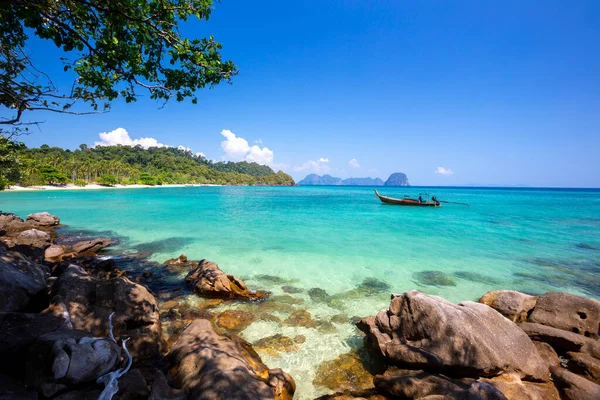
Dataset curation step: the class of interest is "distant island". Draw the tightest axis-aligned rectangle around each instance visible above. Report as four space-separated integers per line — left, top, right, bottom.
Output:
2 144 295 190
298 173 409 186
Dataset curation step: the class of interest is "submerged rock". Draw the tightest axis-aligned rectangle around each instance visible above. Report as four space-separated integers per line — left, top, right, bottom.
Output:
309 287 334 304
454 271 501 285
0 247 49 312
253 334 299 357
281 285 303 294
49 265 162 360
185 259 270 301
479 290 537 322
413 270 457 286
282 310 317 328
214 309 254 334
528 292 600 339
166 319 295 399
358 291 550 381
313 351 379 392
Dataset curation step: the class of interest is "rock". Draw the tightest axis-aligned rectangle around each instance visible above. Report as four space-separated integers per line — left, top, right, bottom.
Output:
551 366 600 400
373 369 506 400
331 314 350 324
215 309 254 333
309 288 334 304
26 330 120 389
270 294 303 305
257 313 281 323
529 292 600 339
566 352 600 384
148 370 186 400
253 334 299 357
384 172 410 187
519 322 600 358
26 212 60 227
0 212 28 235
15 229 50 248
0 374 38 400
0 312 71 377
69 238 113 256
532 341 561 370
313 351 376 392
117 369 150 400
293 335 306 344
283 309 317 328
50 265 162 360
166 319 295 400
165 254 188 265
44 245 66 260
357 291 549 381
479 290 537 322
0 247 49 312
185 259 270 301
281 285 302 294
413 270 456 286
479 373 560 400
315 390 389 400
317 320 338 334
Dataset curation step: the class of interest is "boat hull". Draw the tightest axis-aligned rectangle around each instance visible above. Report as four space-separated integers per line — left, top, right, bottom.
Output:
374 190 440 207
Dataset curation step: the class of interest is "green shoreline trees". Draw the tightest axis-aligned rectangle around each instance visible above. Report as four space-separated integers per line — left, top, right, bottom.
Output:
4 144 294 188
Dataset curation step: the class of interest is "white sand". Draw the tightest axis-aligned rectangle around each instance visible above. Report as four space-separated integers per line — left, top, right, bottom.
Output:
5 183 220 192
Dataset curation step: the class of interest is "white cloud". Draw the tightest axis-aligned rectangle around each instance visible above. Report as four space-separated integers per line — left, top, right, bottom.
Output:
349 158 361 168
95 127 168 149
220 129 275 166
255 138 263 144
435 166 454 175
293 158 331 175
196 152 206 158
177 145 192 153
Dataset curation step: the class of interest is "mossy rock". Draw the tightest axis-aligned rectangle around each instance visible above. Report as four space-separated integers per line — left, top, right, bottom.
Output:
214 309 254 334
253 334 299 357
282 310 317 328
281 285 303 294
414 270 457 287
313 351 376 392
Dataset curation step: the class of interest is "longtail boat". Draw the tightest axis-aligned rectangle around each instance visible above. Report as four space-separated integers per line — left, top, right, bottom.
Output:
374 190 440 207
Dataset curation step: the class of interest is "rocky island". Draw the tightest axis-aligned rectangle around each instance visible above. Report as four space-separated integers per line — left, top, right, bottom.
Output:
298 173 408 186
1 209 599 400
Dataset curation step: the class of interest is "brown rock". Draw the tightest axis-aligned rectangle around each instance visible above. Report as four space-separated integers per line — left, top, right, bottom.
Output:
257 312 281 323
529 292 600 339
317 320 338 334
215 309 254 333
50 265 162 360
479 290 537 322
373 369 507 400
566 352 600 384
166 319 295 400
16 229 50 248
253 334 299 357
358 291 550 381
313 351 376 392
185 259 270 301
551 366 600 400
519 322 600 358
271 294 304 305
148 369 186 400
293 335 306 344
26 212 60 227
0 212 28 235
479 373 560 400
0 247 49 312
69 238 112 256
331 314 350 324
45 245 66 260
283 309 317 328
532 340 561 369
165 254 188 265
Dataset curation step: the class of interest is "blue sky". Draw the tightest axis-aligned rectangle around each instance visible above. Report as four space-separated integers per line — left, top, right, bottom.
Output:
4 0 600 187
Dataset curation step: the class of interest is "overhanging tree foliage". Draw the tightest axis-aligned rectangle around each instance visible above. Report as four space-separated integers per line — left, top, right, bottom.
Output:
0 0 238 134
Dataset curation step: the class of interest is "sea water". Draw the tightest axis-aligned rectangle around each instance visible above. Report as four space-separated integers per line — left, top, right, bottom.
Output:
2 186 599 397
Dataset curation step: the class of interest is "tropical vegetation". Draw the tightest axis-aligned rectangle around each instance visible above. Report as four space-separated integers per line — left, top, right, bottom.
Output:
0 141 294 189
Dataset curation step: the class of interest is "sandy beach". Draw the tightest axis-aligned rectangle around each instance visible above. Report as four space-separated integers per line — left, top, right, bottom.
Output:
5 183 221 192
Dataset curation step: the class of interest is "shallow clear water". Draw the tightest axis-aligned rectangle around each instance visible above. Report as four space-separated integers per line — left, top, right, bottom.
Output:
2 186 600 397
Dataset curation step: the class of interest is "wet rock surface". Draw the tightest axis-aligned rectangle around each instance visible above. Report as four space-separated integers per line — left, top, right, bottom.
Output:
185 259 270 301
313 350 381 392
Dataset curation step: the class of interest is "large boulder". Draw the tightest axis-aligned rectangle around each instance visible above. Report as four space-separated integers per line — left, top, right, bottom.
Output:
44 238 113 261
373 369 507 400
528 292 600 339
478 373 560 400
566 352 600 384
0 212 28 235
0 246 49 312
185 259 270 301
357 291 549 381
26 330 120 390
166 319 295 400
519 322 600 358
26 212 60 227
0 312 71 377
15 229 51 248
49 265 162 360
479 290 537 322
551 366 600 400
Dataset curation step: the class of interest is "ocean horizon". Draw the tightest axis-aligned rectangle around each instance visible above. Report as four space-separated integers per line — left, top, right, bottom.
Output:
2 185 599 398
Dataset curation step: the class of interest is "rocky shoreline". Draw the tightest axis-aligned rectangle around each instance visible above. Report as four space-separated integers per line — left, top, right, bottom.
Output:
1 210 599 399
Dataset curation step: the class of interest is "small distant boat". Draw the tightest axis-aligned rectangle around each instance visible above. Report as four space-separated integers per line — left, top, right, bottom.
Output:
374 190 440 207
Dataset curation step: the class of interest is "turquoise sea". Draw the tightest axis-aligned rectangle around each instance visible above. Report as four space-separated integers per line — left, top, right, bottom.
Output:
2 186 600 397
